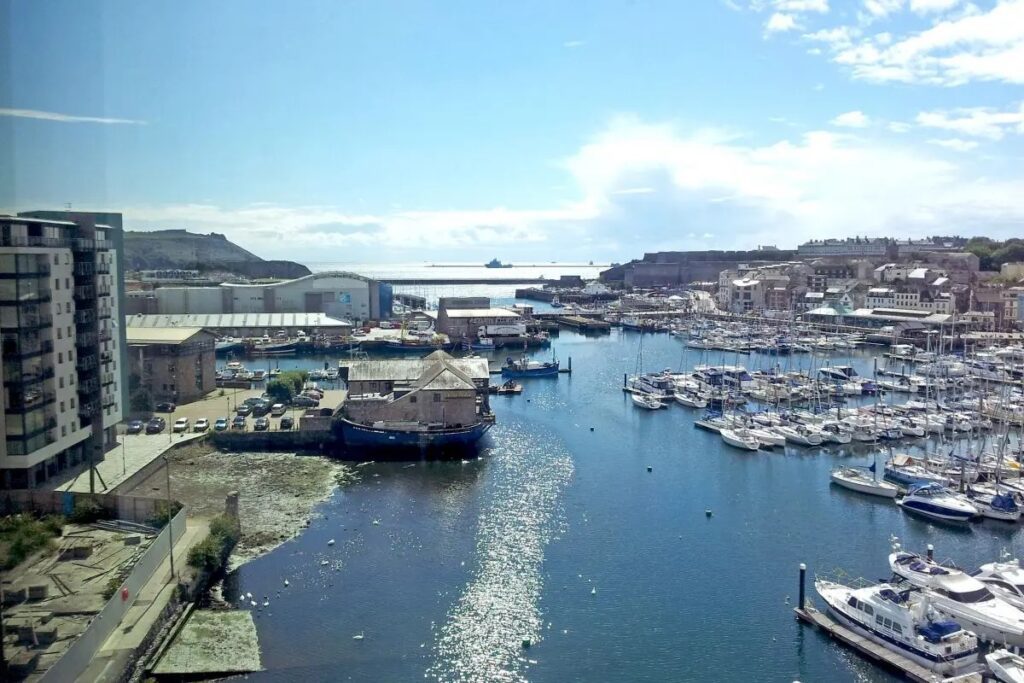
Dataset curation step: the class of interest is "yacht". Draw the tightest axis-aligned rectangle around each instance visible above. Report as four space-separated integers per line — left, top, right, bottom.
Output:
840 415 877 442
987 649 1024 683
776 424 823 446
631 393 663 410
897 483 978 522
820 421 853 445
720 428 761 451
884 454 949 488
830 467 898 498
815 578 979 676
890 550 1024 646
673 391 708 409
974 555 1024 611
749 427 785 448
967 486 1022 522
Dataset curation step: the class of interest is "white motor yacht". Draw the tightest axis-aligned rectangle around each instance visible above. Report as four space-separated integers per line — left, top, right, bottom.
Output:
816 577 978 676
749 427 785 448
988 649 1024 683
967 486 1022 522
830 467 898 498
776 424 823 446
631 393 663 410
897 483 978 522
820 421 853 444
890 550 1024 646
673 391 707 409
974 556 1024 611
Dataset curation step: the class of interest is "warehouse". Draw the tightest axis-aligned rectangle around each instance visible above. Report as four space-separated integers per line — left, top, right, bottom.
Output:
126 312 352 338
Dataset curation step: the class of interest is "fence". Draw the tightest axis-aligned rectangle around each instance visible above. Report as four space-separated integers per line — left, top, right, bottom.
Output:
38 506 188 683
1 489 171 526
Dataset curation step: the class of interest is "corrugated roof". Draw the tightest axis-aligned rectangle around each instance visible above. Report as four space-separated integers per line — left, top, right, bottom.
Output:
347 352 490 382
127 327 208 345
126 313 352 328
441 308 520 318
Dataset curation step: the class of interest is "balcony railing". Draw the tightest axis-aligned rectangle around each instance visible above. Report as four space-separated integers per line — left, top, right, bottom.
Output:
74 309 96 325
76 332 98 348
77 378 99 394
76 355 98 372
2 264 51 278
99 329 112 342
78 401 98 416
96 262 111 274
0 292 51 306
98 308 112 319
0 234 71 249
102 395 118 409
97 286 111 297
74 285 96 300
73 262 95 277
21 314 53 330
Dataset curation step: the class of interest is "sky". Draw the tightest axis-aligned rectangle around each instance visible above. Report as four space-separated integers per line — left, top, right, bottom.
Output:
1 0 1023 264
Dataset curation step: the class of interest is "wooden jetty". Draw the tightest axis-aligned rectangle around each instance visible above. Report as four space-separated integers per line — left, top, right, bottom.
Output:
795 605 984 683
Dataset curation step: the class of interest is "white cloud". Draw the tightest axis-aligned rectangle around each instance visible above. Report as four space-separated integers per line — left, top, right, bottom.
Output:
888 121 912 133
774 0 829 12
862 0 905 18
107 117 1024 258
909 0 960 13
915 103 1024 139
0 107 145 125
927 138 979 151
563 40 585 48
765 12 799 32
831 110 871 127
810 0 1024 85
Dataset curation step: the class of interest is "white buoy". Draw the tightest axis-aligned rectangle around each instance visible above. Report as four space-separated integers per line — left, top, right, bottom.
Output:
284 579 289 587
591 587 597 596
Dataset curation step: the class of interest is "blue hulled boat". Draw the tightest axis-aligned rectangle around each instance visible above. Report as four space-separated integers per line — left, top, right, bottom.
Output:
501 357 559 378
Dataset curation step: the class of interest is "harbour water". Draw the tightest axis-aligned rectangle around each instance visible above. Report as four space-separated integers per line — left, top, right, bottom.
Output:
227 329 1019 682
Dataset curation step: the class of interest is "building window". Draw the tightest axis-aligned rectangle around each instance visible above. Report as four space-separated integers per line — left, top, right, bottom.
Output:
58 352 63 363
433 393 440 403
59 377 64 388
60 401 65 413
53 254 59 265
61 426 67 437
54 278 59 290
410 395 417 403
70 397 75 408
57 328 62 339
65 278 70 289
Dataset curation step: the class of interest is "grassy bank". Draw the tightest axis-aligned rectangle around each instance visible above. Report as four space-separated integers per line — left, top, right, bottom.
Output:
0 514 64 570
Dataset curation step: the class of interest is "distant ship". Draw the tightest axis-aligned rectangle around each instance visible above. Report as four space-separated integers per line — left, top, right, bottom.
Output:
485 258 513 268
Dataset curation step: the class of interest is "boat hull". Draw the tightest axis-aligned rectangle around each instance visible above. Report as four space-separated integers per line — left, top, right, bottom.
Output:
502 366 559 378
830 472 898 498
340 418 492 450
897 498 976 522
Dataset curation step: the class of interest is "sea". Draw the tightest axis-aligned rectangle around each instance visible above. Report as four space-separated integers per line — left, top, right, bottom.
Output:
306 261 607 307
224 326 1020 682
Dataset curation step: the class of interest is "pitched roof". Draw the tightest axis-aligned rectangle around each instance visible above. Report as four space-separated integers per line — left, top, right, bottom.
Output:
127 327 208 345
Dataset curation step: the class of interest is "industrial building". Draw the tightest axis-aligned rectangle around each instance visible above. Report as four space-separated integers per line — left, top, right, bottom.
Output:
1 212 124 489
151 271 392 323
435 297 524 342
126 327 217 406
126 313 352 338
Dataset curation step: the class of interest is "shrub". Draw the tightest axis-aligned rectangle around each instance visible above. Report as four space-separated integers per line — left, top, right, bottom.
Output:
266 379 293 404
186 513 239 573
0 514 65 571
68 498 109 524
145 500 184 529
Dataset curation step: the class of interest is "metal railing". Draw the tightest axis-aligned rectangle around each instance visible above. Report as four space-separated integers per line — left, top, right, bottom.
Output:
0 234 71 249
73 262 95 277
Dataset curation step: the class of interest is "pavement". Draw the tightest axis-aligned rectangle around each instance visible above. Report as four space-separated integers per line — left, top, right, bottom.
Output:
82 517 211 683
47 387 346 495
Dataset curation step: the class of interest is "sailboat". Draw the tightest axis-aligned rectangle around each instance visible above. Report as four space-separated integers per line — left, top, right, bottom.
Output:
830 457 898 498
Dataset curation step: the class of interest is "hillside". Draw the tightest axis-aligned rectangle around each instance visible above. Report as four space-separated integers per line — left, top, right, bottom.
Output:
124 230 311 279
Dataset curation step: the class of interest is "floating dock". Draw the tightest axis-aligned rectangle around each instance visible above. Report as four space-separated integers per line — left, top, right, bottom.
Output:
795 605 984 683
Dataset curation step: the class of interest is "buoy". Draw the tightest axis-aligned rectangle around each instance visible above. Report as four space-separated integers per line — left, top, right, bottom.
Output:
521 638 531 649
591 587 597 596
328 539 335 546
646 466 652 472
590 427 594 431
705 509 713 517
284 579 289 587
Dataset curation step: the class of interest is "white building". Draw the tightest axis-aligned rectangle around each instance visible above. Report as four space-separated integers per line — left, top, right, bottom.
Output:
1 214 124 489
154 271 392 323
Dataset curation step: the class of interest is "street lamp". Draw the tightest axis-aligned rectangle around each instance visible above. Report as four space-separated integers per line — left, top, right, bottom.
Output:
162 455 176 582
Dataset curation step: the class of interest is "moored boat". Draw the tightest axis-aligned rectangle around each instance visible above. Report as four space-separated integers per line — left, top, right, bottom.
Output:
830 467 898 498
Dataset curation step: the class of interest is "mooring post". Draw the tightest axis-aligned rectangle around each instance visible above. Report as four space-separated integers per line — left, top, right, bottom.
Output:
799 563 806 611
927 544 934 561
623 373 627 388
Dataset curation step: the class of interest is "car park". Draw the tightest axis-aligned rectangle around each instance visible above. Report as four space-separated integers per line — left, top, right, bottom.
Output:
270 403 287 417
193 418 210 432
214 417 229 432
235 404 253 417
231 415 247 430
155 402 176 413
254 416 270 431
279 416 294 430
145 417 166 434
126 420 144 434
172 417 190 433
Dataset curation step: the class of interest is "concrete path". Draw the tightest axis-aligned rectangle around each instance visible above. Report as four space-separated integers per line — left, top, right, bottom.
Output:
79 517 211 683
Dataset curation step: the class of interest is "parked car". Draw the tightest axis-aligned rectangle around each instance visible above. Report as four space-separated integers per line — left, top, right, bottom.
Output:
235 404 253 417
279 416 294 430
231 415 247 430
251 401 271 417
155 402 176 413
172 417 190 433
145 417 166 434
253 416 270 431
290 395 319 408
214 417 229 432
270 403 287 417
193 418 210 432
243 397 268 407
125 419 144 434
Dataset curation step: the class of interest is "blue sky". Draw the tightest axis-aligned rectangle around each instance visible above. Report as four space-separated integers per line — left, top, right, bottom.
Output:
2 0 1022 263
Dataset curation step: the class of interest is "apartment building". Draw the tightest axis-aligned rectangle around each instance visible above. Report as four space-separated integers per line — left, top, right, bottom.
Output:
1 213 123 489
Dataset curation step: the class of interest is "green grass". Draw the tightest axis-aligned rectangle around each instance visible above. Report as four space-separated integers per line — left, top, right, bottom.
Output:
0 513 65 570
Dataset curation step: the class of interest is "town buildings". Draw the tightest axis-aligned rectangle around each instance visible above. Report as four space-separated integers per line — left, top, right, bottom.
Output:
1 212 124 489
435 297 524 342
126 327 217 407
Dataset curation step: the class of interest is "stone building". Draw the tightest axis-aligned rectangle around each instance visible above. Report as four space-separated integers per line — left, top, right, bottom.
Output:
126 327 216 406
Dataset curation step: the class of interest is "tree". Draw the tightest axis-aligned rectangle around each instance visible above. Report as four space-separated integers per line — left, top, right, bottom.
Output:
266 379 293 404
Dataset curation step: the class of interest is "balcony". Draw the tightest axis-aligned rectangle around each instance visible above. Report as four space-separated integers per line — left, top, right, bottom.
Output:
6 264 51 278
102 395 118 409
101 373 115 386
73 262 95 277
75 332 98 347
74 309 96 325
0 234 71 249
96 261 111 274
99 329 112 342
74 285 96 300
98 308 112 319
97 286 111 297
21 314 53 330
72 238 96 251
7 392 57 413
78 401 98 416
0 292 51 306
76 355 98 372
77 378 99 394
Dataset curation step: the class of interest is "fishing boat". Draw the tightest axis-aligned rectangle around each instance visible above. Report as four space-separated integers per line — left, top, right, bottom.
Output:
720 427 760 451
490 380 523 395
830 467 898 498
890 549 1024 646
631 393 663 410
501 356 559 378
815 577 979 676
338 416 493 449
897 483 978 522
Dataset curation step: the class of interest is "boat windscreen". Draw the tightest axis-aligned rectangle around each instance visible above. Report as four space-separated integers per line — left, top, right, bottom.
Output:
943 586 994 603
